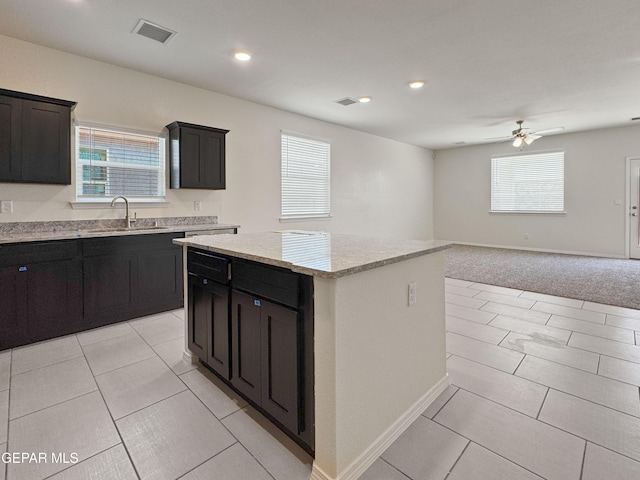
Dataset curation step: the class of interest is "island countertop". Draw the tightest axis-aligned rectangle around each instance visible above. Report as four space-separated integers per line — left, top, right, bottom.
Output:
174 230 451 278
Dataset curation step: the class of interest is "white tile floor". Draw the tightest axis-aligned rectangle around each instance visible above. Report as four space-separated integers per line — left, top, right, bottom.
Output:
0 279 639 479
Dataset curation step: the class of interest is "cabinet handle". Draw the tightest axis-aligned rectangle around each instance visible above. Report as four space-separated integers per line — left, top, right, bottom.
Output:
18 266 27 272
254 299 261 307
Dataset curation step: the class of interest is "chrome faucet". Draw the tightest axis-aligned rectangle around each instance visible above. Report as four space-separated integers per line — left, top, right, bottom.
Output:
110 196 136 228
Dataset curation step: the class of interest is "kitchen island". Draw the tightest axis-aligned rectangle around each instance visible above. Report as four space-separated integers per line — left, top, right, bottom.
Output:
174 231 450 480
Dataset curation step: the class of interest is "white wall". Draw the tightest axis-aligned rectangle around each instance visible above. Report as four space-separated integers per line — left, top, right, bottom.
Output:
0 34 433 240
434 124 640 257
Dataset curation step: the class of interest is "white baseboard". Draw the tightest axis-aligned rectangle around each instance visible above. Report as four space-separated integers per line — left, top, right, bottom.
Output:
182 350 199 364
311 374 450 480
444 240 627 259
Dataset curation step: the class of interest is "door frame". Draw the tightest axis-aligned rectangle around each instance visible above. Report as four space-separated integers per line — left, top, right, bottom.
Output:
625 156 640 259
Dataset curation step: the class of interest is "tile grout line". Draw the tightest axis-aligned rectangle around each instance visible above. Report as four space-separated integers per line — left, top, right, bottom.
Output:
431 398 553 480
443 438 471 479
535 389 640 465
377 456 413 480
90 362 144 480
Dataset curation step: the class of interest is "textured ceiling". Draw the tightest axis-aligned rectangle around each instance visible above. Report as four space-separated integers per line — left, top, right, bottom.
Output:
1 0 640 149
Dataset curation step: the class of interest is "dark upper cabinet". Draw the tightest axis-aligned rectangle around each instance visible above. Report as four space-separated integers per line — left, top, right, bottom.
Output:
166 121 228 190
0 89 76 185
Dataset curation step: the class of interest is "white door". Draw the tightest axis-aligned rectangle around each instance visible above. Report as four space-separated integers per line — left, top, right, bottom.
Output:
630 159 640 259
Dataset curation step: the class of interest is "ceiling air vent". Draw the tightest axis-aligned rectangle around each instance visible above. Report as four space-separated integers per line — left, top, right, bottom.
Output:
335 97 358 106
132 19 176 44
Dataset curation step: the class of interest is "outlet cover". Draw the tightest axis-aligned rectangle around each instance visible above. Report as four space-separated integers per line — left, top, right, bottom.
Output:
408 282 417 306
1 200 13 213
194 201 201 211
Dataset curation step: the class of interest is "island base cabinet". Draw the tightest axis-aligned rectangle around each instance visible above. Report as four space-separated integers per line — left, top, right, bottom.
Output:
231 290 301 435
187 273 230 379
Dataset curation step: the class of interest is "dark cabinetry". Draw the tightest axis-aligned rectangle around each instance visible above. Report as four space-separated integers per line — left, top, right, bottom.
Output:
84 232 184 327
0 89 76 184
231 290 302 434
187 249 231 378
186 249 314 452
166 121 228 190
0 241 82 350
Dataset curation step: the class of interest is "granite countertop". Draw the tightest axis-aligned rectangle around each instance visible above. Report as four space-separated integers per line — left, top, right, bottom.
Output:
0 216 240 244
175 230 451 278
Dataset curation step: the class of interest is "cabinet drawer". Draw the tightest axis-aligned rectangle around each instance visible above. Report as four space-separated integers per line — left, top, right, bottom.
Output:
187 248 229 284
232 259 299 308
0 240 80 267
83 232 183 257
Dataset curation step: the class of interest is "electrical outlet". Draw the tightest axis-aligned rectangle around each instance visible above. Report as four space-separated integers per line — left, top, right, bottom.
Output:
408 282 417 306
524 233 529 240
1 200 13 213
194 201 201 211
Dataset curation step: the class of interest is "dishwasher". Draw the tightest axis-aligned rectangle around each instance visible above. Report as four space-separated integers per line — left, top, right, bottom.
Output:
186 248 232 378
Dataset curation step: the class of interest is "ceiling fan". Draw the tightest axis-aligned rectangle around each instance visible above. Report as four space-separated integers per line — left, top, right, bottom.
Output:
508 120 564 148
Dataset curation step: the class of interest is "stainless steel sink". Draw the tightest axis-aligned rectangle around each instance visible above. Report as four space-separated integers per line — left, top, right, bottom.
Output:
82 226 168 233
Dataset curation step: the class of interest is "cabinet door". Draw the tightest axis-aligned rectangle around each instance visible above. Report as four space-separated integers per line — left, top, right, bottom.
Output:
137 245 183 316
83 253 137 327
260 301 301 434
207 282 230 378
0 265 28 350
231 290 262 405
187 273 209 360
179 127 204 188
27 257 83 342
0 95 21 181
20 99 71 184
202 129 225 189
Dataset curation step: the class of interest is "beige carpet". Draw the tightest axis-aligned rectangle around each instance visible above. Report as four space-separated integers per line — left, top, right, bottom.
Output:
445 245 640 310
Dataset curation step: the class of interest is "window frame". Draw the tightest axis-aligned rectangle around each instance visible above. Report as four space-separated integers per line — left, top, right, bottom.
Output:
74 124 167 204
490 150 565 214
280 131 331 221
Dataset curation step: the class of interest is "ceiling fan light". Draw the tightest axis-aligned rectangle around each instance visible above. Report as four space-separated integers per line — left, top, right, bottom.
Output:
524 136 535 145
512 136 524 148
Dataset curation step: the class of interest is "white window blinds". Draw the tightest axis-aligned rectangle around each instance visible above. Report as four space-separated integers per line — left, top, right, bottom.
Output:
76 126 166 200
281 133 330 218
491 151 564 213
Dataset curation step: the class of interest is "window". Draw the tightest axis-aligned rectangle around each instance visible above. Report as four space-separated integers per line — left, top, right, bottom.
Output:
76 126 166 200
281 132 330 219
491 151 564 213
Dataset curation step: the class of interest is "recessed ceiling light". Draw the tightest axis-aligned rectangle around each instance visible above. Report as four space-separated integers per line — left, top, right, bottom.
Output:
358 96 372 103
409 80 425 89
234 51 252 61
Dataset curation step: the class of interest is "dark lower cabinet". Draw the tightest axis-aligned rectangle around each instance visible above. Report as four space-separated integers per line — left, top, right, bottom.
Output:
188 273 230 378
231 289 302 435
83 233 184 326
0 240 82 350
83 251 137 327
0 232 184 351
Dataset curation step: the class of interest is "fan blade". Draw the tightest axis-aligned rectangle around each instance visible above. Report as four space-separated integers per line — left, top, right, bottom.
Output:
484 136 512 141
532 126 564 135
527 134 542 140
